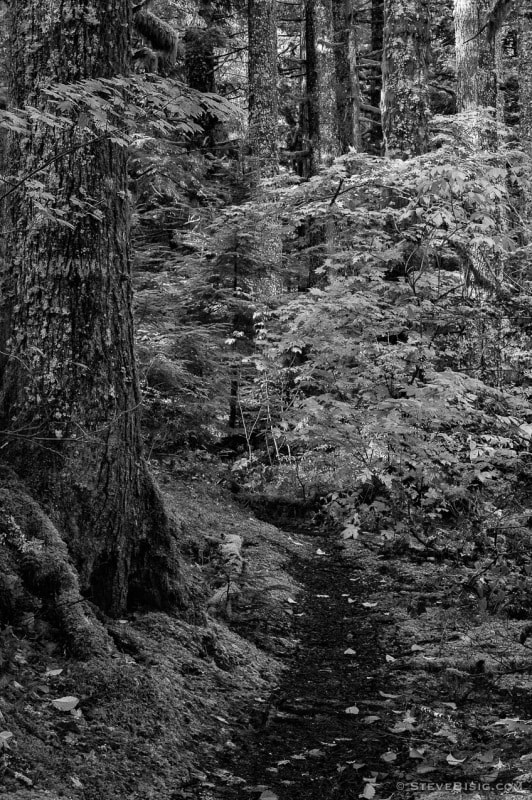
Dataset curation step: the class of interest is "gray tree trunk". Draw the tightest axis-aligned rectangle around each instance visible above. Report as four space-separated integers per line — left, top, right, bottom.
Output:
381 0 430 158
305 0 341 173
332 0 363 152
0 0 184 626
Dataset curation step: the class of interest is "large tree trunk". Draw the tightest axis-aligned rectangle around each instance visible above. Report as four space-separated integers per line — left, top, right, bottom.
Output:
332 0 363 152
0 0 184 631
381 0 430 158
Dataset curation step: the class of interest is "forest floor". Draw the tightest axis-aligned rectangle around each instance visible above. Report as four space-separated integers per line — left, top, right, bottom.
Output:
2 464 532 800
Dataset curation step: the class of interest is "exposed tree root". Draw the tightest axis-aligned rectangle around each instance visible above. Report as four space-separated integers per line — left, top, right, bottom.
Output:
0 469 113 658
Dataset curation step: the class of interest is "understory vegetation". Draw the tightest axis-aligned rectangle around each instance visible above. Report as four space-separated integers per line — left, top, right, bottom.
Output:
3 0 532 796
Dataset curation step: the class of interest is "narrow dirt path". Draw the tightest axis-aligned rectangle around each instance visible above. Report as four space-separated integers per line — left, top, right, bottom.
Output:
198 523 532 800
206 536 405 800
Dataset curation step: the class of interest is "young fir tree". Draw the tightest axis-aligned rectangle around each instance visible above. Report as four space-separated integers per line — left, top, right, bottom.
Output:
381 0 431 158
0 0 184 645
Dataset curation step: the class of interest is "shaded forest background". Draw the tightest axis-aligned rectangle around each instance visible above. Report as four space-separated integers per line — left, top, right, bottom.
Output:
2 1 532 798
0 0 532 664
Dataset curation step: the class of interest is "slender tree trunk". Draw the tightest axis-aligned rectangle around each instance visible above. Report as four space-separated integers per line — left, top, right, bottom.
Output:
332 0 363 152
370 0 384 150
454 0 497 148
305 0 341 173
248 0 279 181
381 0 430 158
0 0 183 620
518 0 532 154
518 0 532 242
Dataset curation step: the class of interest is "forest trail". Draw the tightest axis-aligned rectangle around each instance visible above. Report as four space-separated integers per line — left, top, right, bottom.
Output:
196 523 532 800
211 536 392 800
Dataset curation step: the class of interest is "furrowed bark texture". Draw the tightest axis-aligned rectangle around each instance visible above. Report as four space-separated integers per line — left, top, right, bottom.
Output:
305 0 341 173
0 0 183 618
248 0 279 180
381 0 430 158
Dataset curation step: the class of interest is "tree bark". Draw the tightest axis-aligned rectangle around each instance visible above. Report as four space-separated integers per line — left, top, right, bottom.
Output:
381 0 431 158
370 0 384 150
454 0 498 148
0 0 184 624
518 0 532 155
305 0 341 173
332 0 363 152
247 0 282 285
248 0 279 181
518 0 532 243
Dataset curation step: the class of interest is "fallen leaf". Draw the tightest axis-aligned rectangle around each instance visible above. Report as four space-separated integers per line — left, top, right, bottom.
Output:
259 791 278 800
51 696 79 712
308 748 325 758
344 648 357 655
316 594 330 598
285 597 297 605
214 715 229 724
379 691 399 699
385 654 396 663
381 751 397 763
411 644 424 652
70 777 83 789
347 761 365 769
0 731 13 750
345 705 360 715
45 668 63 677
362 602 378 608
434 726 458 743
409 747 426 759
361 781 376 799
447 753 467 766
363 716 380 724
316 548 327 555
476 750 495 763
417 762 437 774
390 720 415 733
